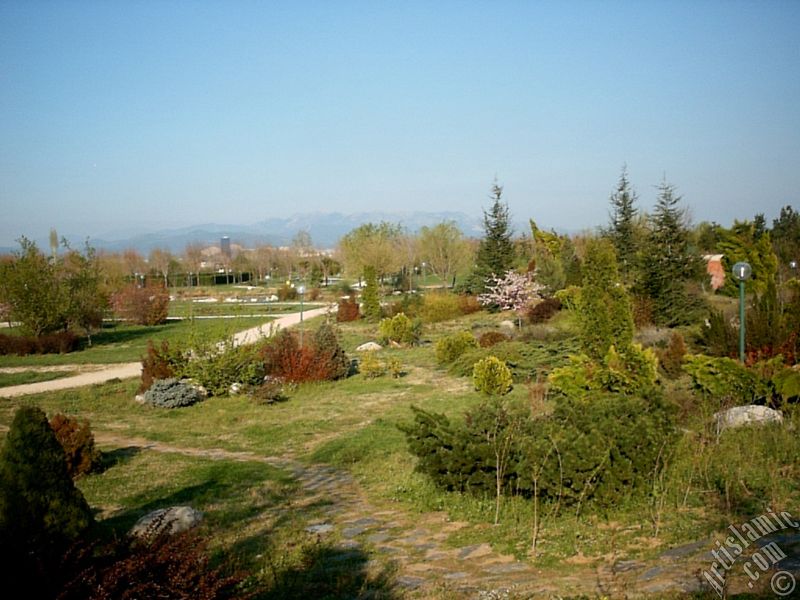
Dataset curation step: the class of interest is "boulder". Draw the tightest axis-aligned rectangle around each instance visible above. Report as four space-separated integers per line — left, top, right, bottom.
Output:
356 341 383 352
499 320 516 331
130 505 203 539
714 405 783 433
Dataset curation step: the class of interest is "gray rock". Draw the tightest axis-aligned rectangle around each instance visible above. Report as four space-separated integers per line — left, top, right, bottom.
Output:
130 506 203 539
356 342 383 352
499 320 516 330
229 382 242 395
305 523 334 535
714 405 783 433
134 394 146 404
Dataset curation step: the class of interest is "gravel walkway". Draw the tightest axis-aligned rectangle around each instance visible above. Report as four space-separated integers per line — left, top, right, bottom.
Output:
0 305 333 398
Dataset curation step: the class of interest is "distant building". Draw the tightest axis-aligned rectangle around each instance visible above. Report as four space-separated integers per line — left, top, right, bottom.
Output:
704 254 725 291
221 236 231 259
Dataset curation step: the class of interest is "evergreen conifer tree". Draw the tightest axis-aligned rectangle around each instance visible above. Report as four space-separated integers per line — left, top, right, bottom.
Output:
463 181 516 293
607 166 639 282
641 180 701 326
361 265 381 321
0 406 93 594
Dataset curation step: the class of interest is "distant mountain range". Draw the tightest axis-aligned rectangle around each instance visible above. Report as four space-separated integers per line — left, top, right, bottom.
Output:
4 211 525 255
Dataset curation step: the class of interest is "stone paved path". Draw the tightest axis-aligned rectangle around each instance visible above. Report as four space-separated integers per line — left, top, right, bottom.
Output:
92 432 723 598
0 305 333 398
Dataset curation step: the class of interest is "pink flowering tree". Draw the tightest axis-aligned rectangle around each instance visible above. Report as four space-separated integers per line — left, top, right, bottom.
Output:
478 270 544 328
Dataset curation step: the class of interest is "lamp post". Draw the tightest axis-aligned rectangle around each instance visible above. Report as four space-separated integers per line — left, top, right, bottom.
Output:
731 261 752 363
297 285 306 346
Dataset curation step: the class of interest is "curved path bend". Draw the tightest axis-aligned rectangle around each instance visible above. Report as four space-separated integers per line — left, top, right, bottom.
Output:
0 305 333 398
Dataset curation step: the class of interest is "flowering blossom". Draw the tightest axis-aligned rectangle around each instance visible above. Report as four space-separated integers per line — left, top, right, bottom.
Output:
478 270 544 312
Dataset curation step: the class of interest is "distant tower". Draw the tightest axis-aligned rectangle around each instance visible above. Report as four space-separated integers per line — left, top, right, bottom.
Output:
221 236 231 259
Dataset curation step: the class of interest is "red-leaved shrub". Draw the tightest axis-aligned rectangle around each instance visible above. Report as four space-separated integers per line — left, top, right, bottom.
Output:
478 331 510 348
139 340 178 393
111 284 169 326
457 294 481 315
0 331 78 355
336 296 360 322
526 297 562 324
49 414 101 479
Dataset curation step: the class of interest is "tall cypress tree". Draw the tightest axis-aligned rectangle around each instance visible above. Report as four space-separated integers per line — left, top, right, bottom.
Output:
463 181 516 293
607 166 639 282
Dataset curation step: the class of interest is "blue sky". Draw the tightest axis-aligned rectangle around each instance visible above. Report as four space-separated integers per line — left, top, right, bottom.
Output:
1 0 799 246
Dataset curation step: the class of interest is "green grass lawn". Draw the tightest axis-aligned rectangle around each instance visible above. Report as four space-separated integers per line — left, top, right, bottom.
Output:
0 317 272 367
0 369 78 387
168 300 313 318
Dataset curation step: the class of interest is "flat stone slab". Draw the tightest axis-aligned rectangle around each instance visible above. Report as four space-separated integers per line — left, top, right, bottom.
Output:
305 523 334 535
458 543 494 560
660 539 710 559
395 575 425 590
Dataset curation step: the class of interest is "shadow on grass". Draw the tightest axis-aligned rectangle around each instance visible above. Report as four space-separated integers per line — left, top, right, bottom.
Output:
98 445 142 472
254 540 399 600
78 322 175 351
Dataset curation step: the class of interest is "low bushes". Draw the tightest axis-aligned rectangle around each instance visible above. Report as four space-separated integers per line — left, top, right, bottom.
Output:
143 378 204 408
378 313 420 346
435 331 478 364
49 414 101 478
472 356 513 395
359 352 403 379
111 284 170 326
478 331 509 348
0 331 79 355
449 340 577 382
526 297 562 324
400 392 677 510
419 293 462 323
336 296 360 322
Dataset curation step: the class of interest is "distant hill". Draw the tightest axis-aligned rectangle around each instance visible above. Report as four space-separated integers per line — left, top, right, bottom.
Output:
55 211 494 253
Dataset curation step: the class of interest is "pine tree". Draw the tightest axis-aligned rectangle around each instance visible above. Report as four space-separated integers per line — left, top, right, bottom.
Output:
361 265 381 321
607 166 639 282
641 180 702 326
463 181 516 293
0 406 93 595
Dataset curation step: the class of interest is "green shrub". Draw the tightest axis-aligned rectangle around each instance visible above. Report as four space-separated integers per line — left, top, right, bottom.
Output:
361 266 381 321
378 312 420 346
450 340 576 382
181 342 265 397
682 354 772 405
472 356 513 395
435 331 478 364
143 378 204 408
548 343 658 400
359 351 386 378
49 414 101 479
313 323 350 380
0 406 93 595
419 292 462 323
386 356 404 378
400 393 676 510
656 331 687 379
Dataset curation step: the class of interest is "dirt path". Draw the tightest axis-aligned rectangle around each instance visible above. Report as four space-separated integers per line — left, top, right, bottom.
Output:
93 431 715 598
0 306 333 399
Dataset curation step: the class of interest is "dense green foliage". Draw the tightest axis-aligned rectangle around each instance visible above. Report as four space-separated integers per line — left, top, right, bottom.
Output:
402 393 676 510
378 312 419 345
450 340 576 382
360 265 381 321
462 182 516 294
639 181 703 326
435 331 478 364
144 378 205 408
0 238 107 337
576 238 634 360
605 166 640 283
0 406 93 595
472 355 513 395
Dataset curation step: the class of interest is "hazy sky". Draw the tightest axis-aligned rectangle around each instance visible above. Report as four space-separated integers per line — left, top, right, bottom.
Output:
2 0 799 246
